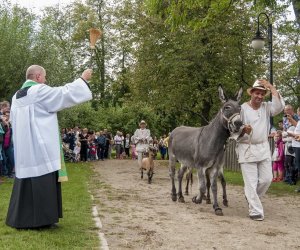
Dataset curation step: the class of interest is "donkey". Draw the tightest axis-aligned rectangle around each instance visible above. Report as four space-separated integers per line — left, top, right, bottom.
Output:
169 86 243 216
141 146 157 184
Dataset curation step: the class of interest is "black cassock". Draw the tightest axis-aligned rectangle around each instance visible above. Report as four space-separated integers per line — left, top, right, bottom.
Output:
6 171 62 229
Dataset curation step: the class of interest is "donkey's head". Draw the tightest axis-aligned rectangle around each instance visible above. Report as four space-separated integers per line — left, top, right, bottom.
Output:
218 85 243 133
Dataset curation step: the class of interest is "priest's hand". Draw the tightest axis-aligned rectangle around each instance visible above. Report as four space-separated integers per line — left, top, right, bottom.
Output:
81 69 93 81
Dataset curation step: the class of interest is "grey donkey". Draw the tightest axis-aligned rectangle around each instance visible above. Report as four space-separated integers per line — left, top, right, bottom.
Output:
169 86 243 216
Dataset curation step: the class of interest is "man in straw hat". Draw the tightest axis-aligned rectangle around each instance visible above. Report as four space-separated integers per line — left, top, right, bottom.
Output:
6 65 93 229
133 120 151 169
235 79 284 221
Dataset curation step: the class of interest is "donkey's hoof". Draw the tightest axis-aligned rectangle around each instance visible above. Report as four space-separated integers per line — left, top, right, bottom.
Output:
178 196 185 203
206 199 212 204
184 191 189 196
141 175 143 179
171 194 177 202
192 196 202 204
215 208 223 216
223 199 229 207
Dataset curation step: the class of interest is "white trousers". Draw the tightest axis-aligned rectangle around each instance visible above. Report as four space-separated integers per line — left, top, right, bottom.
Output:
240 159 272 218
137 145 148 169
138 152 143 169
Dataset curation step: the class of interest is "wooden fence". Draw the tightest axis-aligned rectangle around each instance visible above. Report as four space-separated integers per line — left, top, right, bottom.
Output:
224 138 274 172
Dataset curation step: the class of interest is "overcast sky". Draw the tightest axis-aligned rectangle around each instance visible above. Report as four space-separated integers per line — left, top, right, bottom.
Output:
10 0 77 11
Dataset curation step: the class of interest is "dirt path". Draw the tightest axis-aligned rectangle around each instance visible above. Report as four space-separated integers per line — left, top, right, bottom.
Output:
91 159 300 250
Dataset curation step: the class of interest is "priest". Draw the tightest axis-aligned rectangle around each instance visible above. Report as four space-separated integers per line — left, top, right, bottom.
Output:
6 65 93 229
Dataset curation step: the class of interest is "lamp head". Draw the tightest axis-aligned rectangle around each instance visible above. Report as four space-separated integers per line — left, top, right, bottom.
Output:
251 30 265 49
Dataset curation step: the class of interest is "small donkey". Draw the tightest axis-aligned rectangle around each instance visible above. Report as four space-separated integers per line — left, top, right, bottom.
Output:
141 146 157 184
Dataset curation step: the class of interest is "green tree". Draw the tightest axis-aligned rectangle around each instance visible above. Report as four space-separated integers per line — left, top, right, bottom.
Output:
0 2 35 100
126 1 264 128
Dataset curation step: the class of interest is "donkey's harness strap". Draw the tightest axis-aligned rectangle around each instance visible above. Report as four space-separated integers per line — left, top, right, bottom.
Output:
220 109 240 133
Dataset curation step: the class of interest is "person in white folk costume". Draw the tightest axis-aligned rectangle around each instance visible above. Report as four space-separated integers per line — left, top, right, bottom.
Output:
133 120 151 169
6 65 93 229
234 79 284 221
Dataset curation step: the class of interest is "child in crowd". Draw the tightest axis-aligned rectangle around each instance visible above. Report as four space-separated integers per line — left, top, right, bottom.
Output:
89 142 97 161
74 142 81 162
272 131 285 182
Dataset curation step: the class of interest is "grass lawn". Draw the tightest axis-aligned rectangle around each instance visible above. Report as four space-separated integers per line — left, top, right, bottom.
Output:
0 163 99 250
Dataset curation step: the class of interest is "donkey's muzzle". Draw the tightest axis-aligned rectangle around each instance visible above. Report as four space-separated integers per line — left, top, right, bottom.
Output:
229 115 243 133
234 120 243 130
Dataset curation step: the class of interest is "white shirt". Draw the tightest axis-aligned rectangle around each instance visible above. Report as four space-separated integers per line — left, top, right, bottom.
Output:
292 121 300 148
133 128 151 152
282 126 296 156
236 95 284 163
114 135 123 145
11 78 92 178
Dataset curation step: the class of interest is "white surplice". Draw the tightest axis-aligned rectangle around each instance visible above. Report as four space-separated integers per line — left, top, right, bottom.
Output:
11 78 92 178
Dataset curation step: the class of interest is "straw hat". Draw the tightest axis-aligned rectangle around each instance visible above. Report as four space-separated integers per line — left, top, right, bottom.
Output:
247 80 270 96
139 120 147 126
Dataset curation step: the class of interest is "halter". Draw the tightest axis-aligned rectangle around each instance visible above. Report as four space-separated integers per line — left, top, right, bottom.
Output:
220 109 241 134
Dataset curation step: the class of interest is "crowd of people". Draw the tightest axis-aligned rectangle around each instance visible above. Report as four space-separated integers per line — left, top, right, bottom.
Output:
269 105 300 192
0 101 14 180
60 122 171 163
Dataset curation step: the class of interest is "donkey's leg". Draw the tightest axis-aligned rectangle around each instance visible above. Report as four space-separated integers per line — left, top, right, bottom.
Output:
141 168 143 179
185 169 192 195
147 169 151 184
210 168 223 216
219 172 228 207
178 164 188 203
169 154 177 201
206 170 211 204
148 164 154 184
192 167 206 204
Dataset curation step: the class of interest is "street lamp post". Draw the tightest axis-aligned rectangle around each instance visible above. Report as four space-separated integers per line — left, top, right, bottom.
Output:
251 12 274 127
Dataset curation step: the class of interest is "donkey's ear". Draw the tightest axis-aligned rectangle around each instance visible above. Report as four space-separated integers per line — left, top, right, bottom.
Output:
218 85 227 103
235 87 243 103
